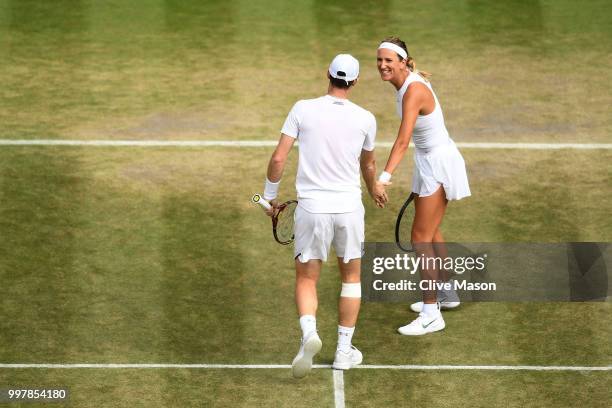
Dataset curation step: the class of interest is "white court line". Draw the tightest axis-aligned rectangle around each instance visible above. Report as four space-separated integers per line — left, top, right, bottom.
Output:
455 142 612 150
355 365 612 371
333 370 346 408
1 363 610 371
0 139 611 149
0 140 278 147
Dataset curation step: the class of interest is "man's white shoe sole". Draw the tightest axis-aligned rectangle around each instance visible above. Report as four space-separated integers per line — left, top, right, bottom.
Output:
291 335 322 378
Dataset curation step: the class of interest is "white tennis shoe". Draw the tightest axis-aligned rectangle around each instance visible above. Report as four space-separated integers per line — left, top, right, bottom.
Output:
398 312 446 336
332 345 363 370
291 332 322 379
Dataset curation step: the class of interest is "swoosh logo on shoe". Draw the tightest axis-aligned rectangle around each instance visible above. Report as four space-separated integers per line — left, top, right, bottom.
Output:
421 319 436 329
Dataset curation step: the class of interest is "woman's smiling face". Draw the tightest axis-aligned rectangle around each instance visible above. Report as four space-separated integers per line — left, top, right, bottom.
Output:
377 48 405 82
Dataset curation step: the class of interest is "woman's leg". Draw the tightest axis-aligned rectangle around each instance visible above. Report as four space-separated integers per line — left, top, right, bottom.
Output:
411 186 448 304
398 186 450 335
412 186 448 242
433 226 451 282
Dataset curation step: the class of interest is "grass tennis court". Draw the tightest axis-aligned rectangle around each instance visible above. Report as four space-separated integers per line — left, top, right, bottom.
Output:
1 148 610 407
1 1 611 407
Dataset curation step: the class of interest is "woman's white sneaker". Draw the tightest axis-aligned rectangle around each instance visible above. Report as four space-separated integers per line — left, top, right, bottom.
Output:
398 312 446 336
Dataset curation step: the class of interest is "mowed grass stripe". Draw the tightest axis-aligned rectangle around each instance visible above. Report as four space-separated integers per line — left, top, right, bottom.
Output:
0 149 84 364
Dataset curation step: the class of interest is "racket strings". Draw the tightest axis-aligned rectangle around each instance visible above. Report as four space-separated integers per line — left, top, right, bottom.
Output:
275 202 297 243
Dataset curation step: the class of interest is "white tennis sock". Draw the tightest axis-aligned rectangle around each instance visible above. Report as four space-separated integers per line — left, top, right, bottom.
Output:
299 315 317 339
422 303 439 317
337 325 355 353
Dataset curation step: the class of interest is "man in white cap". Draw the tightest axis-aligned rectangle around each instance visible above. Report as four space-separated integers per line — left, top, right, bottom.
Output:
261 54 386 378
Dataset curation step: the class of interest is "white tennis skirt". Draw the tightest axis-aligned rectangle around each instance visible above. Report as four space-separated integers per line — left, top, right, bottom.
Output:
412 139 471 200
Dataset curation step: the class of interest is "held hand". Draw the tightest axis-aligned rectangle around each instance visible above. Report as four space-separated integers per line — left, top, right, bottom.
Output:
372 182 388 208
264 199 279 217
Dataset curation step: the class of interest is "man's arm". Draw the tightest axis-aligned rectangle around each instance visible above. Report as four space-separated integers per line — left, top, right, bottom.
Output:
262 134 295 216
360 149 387 208
266 133 295 182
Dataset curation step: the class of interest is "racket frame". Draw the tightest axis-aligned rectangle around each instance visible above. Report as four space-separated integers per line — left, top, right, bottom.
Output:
395 192 417 252
252 194 297 245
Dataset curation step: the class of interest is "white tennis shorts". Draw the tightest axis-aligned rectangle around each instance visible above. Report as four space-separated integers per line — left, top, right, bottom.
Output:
294 203 365 264
412 139 471 200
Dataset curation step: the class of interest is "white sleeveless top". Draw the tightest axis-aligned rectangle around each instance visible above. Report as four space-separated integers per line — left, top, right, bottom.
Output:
396 72 450 151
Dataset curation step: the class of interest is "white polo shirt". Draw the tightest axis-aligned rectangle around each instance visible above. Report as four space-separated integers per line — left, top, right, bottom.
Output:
281 95 377 213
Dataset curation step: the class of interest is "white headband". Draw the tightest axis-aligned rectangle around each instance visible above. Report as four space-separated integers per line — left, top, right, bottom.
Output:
378 42 408 59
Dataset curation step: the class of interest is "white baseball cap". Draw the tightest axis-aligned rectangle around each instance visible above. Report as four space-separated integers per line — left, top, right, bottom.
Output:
328 54 359 84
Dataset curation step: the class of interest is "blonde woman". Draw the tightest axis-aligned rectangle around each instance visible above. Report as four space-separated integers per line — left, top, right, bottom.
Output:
376 37 470 335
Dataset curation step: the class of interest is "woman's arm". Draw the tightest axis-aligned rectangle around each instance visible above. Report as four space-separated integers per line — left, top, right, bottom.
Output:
382 83 427 177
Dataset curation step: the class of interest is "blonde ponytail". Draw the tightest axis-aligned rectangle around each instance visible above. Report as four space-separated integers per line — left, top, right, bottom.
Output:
406 56 432 81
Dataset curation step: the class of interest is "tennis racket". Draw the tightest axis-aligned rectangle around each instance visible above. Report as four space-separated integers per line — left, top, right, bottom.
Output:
252 194 298 245
395 192 417 252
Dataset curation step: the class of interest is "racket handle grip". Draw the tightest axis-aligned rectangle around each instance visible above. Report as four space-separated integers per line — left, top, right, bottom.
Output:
252 193 272 210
